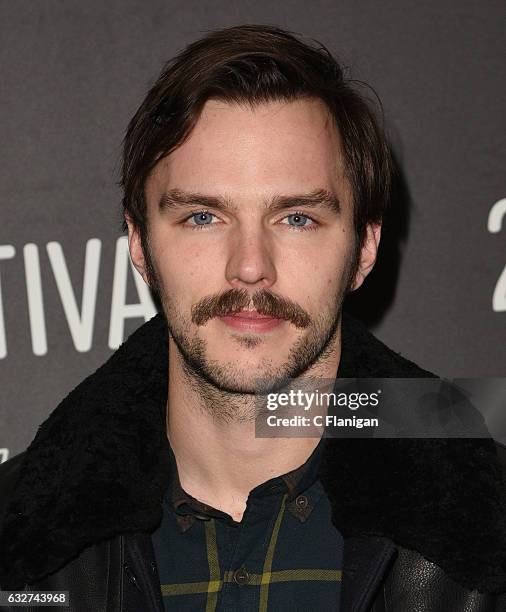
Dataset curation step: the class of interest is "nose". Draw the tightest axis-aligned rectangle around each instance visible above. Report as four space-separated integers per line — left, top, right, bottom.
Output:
224 223 277 290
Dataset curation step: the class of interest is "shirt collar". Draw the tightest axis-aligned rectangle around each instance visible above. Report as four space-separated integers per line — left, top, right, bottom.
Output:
166 435 327 530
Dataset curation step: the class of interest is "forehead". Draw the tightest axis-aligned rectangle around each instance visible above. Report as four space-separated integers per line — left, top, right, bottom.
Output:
147 97 349 202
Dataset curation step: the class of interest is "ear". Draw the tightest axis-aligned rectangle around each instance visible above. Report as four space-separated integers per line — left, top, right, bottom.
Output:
125 214 150 286
350 223 381 291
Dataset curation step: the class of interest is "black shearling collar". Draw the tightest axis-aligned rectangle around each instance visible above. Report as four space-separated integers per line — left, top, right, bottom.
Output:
0 312 505 593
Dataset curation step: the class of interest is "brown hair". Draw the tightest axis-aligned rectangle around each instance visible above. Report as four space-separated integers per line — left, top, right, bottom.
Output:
121 24 393 262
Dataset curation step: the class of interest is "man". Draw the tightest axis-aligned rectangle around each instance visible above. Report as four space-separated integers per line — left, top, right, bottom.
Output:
0 23 505 612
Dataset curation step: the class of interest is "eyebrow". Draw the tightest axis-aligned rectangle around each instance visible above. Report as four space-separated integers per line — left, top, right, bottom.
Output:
158 188 341 215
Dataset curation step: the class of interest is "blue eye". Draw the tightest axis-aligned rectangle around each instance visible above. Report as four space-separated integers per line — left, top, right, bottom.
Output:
282 213 315 228
190 212 215 225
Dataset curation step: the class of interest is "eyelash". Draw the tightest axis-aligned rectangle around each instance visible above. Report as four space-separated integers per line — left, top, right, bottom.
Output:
182 210 319 232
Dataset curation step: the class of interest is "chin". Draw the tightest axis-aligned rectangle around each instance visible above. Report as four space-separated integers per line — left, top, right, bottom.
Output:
196 355 288 392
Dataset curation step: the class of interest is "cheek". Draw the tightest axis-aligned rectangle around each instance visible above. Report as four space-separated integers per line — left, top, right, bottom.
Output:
284 235 352 278
152 236 225 298
289 242 353 308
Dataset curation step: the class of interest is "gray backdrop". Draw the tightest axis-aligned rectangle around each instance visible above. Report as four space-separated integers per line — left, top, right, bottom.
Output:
1 0 505 461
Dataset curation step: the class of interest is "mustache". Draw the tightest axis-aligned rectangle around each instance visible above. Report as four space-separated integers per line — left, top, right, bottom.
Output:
191 288 311 328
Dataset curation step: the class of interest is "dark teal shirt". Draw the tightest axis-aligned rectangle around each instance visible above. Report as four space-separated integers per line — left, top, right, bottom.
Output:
151 436 343 611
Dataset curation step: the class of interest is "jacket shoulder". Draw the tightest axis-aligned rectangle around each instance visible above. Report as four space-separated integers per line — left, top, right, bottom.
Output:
0 452 26 528
377 545 506 610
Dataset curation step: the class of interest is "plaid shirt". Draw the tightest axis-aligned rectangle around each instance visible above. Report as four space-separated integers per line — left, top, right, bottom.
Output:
151 436 343 611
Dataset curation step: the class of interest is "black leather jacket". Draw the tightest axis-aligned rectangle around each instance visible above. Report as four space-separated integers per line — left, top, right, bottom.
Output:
1 448 505 612
1 314 506 611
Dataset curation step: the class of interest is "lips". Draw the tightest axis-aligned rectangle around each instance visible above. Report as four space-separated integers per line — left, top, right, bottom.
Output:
218 309 284 332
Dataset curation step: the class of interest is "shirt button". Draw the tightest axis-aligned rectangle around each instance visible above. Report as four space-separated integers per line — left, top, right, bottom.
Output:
233 567 250 585
295 494 308 509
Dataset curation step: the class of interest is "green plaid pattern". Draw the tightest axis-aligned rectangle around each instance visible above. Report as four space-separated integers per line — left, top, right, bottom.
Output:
151 438 343 611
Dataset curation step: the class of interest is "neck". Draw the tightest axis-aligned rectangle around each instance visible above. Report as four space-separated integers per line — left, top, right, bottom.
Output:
166 328 342 522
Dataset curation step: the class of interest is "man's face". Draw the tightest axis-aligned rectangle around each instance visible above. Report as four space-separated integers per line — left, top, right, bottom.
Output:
128 97 379 394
